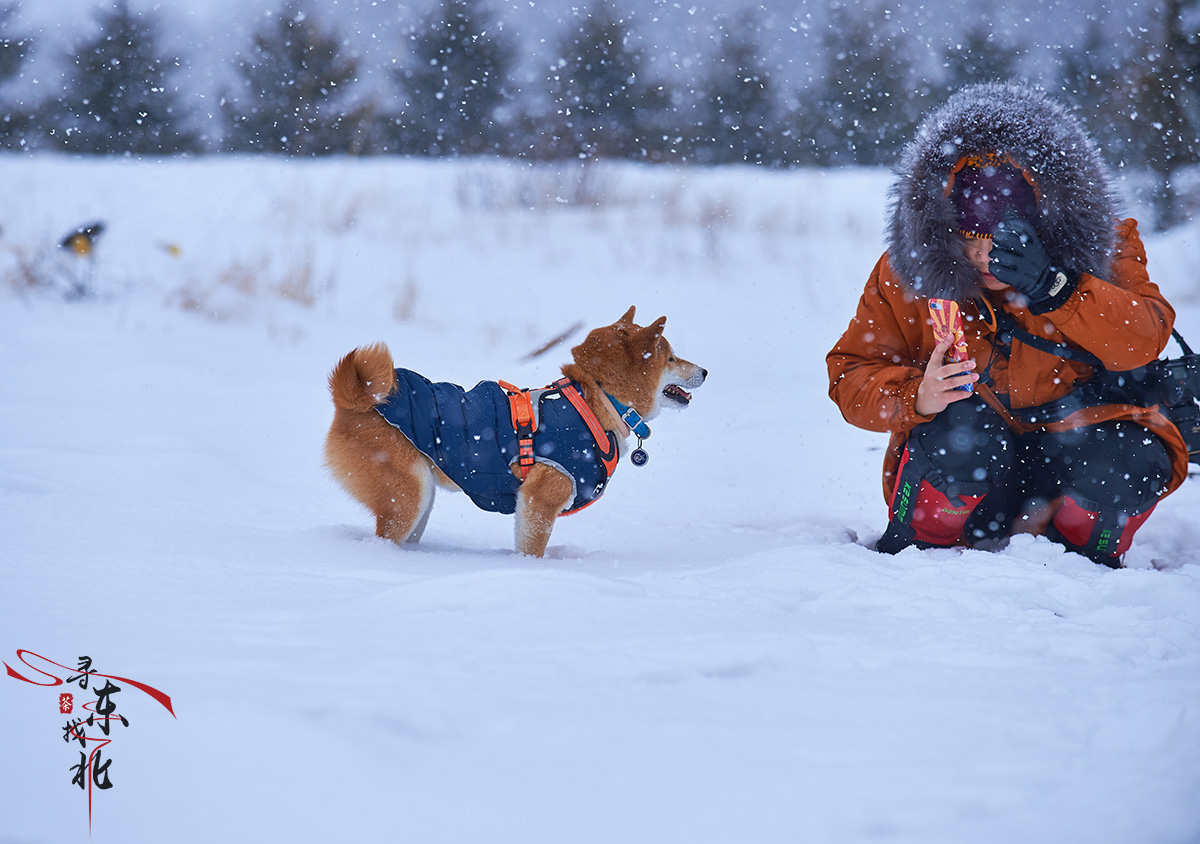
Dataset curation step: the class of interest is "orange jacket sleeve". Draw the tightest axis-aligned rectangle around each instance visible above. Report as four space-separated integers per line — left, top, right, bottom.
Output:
1043 218 1175 371
826 255 937 434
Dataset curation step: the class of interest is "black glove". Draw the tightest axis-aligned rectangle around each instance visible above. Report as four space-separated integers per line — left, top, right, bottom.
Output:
988 215 1078 314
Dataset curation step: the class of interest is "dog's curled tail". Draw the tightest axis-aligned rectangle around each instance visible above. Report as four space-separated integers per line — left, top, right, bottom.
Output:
328 343 397 412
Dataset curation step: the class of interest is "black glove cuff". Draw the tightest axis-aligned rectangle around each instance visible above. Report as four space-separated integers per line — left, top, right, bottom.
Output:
1028 267 1079 314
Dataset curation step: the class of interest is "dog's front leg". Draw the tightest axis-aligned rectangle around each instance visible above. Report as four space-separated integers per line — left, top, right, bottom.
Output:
515 463 575 557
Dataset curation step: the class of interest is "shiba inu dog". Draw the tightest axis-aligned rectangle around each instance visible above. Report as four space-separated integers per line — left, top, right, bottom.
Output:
324 307 706 556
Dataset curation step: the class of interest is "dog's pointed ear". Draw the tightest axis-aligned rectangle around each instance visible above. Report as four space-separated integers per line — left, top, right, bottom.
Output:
634 316 667 352
614 306 637 328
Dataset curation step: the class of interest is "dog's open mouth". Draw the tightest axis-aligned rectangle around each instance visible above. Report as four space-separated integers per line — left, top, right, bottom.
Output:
663 384 692 406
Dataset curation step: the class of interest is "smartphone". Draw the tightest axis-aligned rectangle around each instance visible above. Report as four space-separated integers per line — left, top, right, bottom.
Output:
928 298 973 392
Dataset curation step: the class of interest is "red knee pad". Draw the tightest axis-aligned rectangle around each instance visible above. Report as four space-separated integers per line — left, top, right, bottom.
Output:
1052 496 1156 557
893 479 985 546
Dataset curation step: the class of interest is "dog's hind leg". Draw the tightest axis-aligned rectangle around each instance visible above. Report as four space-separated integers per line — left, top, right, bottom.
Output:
406 483 436 543
327 404 442 547
375 467 435 546
405 467 458 544
514 464 575 557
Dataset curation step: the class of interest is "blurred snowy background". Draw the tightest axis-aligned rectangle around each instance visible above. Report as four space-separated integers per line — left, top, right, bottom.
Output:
3 2 1200 843
0 0 1197 225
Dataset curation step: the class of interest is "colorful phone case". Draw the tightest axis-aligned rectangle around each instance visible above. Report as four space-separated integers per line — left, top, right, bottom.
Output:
928 298 972 392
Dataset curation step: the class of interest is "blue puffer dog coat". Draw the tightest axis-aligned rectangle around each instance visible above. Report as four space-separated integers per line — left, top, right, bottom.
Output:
375 369 619 515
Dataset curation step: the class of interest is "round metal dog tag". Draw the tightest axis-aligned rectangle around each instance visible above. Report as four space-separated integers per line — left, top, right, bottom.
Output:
630 448 649 467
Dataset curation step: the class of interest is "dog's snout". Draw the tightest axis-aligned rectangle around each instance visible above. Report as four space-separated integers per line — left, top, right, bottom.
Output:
677 363 706 390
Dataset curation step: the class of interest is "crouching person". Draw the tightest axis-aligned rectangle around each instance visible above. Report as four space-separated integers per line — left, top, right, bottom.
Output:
826 82 1190 568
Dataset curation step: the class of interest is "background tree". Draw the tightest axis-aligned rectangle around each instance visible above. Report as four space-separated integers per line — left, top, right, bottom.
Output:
41 0 196 154
222 0 370 155
537 4 669 160
687 12 777 165
1129 0 1200 229
941 25 1022 93
798 2 931 166
0 0 1194 230
1056 20 1132 176
0 3 32 149
1056 19 1117 120
390 0 516 156
1055 3 1200 230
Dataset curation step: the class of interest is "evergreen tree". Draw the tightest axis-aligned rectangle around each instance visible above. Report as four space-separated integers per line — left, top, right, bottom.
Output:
43 0 196 154
687 12 777 165
1056 19 1129 165
222 0 369 155
1134 0 1200 229
1055 4 1200 230
1056 19 1115 115
941 25 1021 93
391 0 516 156
1062 3 1199 229
538 3 669 160
797 2 931 166
0 3 32 149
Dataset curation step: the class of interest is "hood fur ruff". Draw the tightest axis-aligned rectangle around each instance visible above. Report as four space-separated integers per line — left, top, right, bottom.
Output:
886 82 1119 302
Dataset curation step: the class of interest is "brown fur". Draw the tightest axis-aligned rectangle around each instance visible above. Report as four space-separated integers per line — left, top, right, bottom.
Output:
324 307 706 556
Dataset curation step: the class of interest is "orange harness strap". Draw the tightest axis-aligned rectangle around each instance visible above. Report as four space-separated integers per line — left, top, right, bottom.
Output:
499 378 620 487
555 379 620 478
499 380 537 481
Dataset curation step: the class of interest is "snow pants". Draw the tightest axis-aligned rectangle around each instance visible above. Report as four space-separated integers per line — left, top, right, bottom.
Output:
876 396 1172 566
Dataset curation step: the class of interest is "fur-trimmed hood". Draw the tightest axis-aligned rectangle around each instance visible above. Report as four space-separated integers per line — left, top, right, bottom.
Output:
886 82 1119 301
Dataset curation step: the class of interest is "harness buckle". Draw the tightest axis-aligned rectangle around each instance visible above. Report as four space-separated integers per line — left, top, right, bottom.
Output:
500 380 537 481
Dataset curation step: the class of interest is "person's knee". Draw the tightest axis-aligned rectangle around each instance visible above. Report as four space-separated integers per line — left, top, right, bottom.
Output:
913 398 1012 489
1047 423 1171 565
1061 423 1170 511
884 400 1012 549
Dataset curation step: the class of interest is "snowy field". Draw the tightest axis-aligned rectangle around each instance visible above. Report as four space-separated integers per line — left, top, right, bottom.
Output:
1 155 1199 843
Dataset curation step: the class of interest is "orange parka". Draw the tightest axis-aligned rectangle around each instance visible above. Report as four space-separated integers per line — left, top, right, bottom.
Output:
827 218 1190 504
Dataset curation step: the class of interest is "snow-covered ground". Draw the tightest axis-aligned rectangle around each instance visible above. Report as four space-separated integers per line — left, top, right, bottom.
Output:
1 156 1199 844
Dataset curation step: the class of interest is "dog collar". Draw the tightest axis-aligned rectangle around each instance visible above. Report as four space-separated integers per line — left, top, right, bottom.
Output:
603 391 651 440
